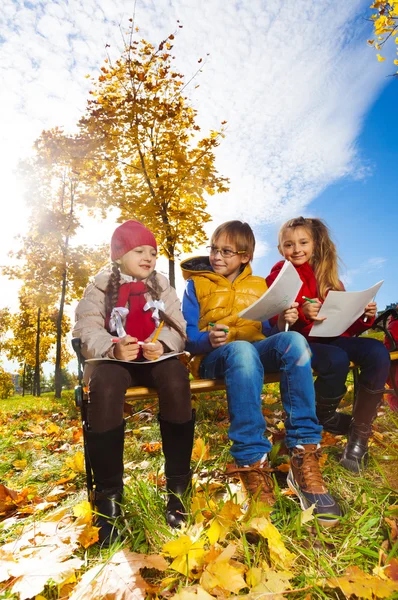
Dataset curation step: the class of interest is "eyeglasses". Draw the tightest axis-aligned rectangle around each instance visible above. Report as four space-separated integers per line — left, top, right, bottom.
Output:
206 245 246 258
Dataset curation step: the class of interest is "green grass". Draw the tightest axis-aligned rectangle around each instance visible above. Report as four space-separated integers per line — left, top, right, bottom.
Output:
0 388 397 599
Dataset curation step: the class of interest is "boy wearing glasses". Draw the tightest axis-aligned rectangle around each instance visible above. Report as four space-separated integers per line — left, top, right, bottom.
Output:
181 220 341 527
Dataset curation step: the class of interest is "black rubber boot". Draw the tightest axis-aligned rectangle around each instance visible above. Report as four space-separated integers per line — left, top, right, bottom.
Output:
84 421 125 547
340 386 383 473
315 388 352 435
159 411 195 528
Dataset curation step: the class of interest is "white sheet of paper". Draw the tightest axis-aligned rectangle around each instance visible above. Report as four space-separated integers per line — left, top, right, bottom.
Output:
238 260 303 322
85 351 183 365
310 280 383 337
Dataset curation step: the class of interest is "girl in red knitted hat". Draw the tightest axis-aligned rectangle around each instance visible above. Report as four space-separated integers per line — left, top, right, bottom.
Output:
73 220 194 546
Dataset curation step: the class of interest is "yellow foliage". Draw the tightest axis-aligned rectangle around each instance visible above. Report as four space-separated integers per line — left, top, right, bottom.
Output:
248 517 296 569
369 1 398 72
163 535 206 576
65 451 85 473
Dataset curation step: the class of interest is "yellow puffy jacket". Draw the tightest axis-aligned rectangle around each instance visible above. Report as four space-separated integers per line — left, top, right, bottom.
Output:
181 256 268 376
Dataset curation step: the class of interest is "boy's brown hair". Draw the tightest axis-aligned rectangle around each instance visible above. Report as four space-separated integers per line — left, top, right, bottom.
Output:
211 220 256 260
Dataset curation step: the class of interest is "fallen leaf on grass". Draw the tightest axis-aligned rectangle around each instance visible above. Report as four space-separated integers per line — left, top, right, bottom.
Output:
163 534 206 576
141 441 162 453
0 484 43 517
68 549 168 600
171 585 215 599
200 544 246 594
73 501 92 524
386 558 398 581
206 500 243 544
300 504 315 525
247 517 296 569
385 516 398 540
12 459 27 470
65 451 85 473
0 509 85 599
246 565 293 594
324 565 398 599
192 437 210 461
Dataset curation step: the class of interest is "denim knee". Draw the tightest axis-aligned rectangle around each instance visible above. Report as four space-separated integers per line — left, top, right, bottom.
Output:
223 341 262 374
279 331 312 367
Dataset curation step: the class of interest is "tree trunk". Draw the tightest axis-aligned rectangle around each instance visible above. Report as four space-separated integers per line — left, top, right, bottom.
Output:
33 307 41 397
168 258 175 288
54 269 67 398
22 362 26 397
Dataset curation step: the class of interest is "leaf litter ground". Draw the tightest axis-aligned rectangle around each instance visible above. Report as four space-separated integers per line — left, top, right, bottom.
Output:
0 380 397 600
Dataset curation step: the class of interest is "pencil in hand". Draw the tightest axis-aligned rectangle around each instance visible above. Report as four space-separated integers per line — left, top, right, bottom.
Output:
151 321 165 343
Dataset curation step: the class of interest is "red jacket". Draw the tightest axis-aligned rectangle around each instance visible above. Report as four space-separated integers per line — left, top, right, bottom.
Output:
385 315 398 351
265 260 374 339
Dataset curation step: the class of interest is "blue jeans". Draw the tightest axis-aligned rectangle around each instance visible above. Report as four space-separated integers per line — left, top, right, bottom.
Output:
310 336 390 398
199 332 322 466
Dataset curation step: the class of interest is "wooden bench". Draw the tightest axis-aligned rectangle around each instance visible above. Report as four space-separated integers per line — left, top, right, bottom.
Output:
72 308 398 414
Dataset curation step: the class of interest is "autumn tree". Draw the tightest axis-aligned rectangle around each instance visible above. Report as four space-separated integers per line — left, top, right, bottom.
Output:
0 307 11 356
4 290 58 396
77 25 229 286
0 367 14 399
368 1 398 74
4 131 108 397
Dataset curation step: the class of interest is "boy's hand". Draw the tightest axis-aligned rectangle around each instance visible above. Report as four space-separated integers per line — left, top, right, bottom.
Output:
278 302 299 330
114 335 140 361
364 302 377 319
142 339 164 361
209 324 229 348
302 298 326 322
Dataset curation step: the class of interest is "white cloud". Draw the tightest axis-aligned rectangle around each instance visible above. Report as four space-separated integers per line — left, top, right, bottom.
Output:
0 0 393 314
341 256 387 287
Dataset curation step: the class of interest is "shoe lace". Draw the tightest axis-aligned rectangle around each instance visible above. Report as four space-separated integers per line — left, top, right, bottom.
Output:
226 463 274 492
294 445 325 489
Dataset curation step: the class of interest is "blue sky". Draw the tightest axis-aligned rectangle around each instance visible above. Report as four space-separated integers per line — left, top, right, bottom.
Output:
0 0 397 374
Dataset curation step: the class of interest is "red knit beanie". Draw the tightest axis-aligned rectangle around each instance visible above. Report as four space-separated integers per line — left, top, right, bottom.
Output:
110 220 157 261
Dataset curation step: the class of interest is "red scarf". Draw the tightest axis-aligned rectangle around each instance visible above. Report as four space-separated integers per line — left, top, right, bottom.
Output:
107 281 155 343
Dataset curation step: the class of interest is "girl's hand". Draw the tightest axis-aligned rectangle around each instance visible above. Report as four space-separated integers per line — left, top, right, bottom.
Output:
278 302 299 330
302 298 326 322
209 324 229 348
114 335 140 361
142 339 164 361
364 302 377 319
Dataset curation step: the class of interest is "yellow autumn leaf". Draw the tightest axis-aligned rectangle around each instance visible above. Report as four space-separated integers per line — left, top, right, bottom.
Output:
324 565 398 599
73 501 92 524
300 503 315 524
248 517 296 569
246 565 293 594
171 585 215 599
192 437 210 461
163 535 206 576
377 53 386 61
65 451 85 473
206 519 222 545
13 459 27 470
200 544 246 594
46 423 61 435
78 524 100 548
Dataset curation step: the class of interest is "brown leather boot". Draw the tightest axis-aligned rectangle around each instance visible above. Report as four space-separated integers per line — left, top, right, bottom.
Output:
340 386 383 473
226 458 276 506
287 444 341 527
